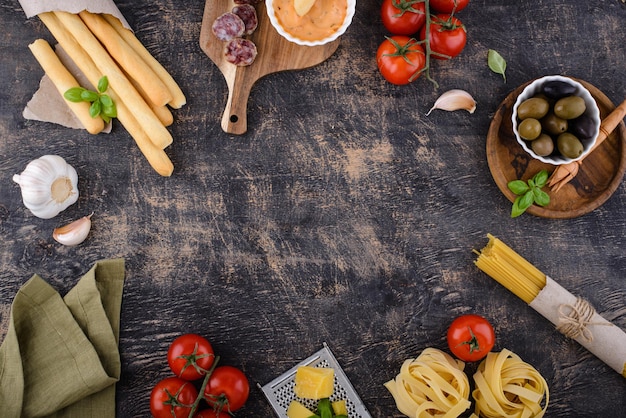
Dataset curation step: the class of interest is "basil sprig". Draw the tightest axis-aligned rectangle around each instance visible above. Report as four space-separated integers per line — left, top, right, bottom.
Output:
507 170 550 217
64 76 117 123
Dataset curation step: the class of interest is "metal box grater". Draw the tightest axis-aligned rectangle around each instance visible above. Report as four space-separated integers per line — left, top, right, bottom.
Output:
259 342 372 417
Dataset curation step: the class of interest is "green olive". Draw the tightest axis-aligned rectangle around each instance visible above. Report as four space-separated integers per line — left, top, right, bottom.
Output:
518 118 542 140
554 96 586 119
531 134 554 156
517 97 550 120
557 133 584 159
541 112 568 135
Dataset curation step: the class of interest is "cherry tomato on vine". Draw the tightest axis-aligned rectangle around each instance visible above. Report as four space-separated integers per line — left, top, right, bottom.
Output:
420 14 467 60
430 0 470 14
168 333 215 381
204 366 250 413
194 410 230 418
150 377 198 418
447 314 495 362
376 36 426 85
381 0 426 35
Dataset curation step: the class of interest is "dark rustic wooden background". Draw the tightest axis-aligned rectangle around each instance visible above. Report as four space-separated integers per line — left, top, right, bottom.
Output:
1 0 625 417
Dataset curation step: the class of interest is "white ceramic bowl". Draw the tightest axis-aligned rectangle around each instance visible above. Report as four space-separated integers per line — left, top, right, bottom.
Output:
266 0 356 46
512 75 600 165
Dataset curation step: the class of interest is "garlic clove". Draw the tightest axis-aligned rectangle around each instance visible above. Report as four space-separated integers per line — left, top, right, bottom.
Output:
13 155 79 219
53 213 93 246
426 89 477 115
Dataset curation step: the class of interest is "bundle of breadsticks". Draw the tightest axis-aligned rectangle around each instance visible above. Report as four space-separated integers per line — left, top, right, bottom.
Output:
28 10 185 177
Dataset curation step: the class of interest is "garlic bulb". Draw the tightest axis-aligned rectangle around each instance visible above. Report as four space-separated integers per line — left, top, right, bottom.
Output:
426 89 477 115
12 155 79 219
53 213 93 246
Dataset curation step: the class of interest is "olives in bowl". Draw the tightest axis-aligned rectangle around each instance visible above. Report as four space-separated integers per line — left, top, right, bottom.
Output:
512 75 600 165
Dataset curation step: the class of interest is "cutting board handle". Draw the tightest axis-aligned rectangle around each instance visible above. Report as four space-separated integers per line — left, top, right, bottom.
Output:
220 67 252 135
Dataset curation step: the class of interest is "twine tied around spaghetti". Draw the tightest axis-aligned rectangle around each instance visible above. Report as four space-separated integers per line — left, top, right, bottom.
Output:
556 297 610 342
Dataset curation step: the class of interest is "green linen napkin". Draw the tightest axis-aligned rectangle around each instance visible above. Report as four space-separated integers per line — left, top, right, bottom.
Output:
0 258 125 418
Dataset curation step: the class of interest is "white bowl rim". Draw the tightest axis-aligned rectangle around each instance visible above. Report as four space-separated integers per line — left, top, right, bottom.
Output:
511 75 601 165
265 0 356 47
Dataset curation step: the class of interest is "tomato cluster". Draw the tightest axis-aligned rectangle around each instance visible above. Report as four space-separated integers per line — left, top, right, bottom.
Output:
150 333 250 418
378 0 470 85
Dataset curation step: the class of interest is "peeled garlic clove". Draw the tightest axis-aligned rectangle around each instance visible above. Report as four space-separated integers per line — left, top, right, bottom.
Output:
426 89 477 115
53 213 93 246
13 155 79 219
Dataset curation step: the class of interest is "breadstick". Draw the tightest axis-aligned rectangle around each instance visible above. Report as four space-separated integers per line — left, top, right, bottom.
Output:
51 11 172 149
78 11 172 108
103 13 186 109
38 12 173 175
122 66 174 126
28 39 105 135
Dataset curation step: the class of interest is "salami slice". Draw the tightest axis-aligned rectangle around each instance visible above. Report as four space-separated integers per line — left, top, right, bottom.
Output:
232 4 258 36
224 38 258 66
212 12 245 42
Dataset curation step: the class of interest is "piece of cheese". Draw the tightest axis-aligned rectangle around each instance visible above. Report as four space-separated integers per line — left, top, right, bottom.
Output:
332 399 348 415
287 400 316 418
293 366 335 399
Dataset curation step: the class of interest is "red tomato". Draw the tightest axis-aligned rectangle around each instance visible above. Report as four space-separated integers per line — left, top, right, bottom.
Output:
376 36 426 85
429 0 470 14
204 366 250 413
194 410 230 418
447 314 495 362
420 14 467 60
150 377 199 418
381 0 426 35
168 334 215 381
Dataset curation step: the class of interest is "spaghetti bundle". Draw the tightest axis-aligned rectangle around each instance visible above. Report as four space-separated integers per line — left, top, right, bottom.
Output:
474 234 626 378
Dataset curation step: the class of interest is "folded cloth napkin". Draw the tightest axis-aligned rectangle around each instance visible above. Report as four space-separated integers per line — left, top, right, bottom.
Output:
0 258 125 418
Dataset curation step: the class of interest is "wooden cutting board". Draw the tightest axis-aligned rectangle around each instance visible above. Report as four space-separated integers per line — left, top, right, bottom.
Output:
200 0 341 135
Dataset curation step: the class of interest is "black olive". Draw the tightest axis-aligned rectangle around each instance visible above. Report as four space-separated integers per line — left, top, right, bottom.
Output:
570 115 596 139
542 80 577 99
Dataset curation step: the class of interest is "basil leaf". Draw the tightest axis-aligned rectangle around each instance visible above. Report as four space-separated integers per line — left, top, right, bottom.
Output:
64 87 86 102
99 94 113 107
102 105 117 119
81 89 99 102
533 188 551 206
533 169 549 188
488 49 507 82
97 75 109 93
511 196 526 218
89 99 102 118
520 190 534 209
507 180 529 195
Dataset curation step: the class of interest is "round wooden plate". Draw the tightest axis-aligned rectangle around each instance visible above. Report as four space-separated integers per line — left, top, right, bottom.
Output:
487 78 626 219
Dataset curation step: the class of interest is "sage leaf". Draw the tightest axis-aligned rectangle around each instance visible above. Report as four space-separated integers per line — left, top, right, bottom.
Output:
508 180 529 195
64 87 86 102
488 49 506 82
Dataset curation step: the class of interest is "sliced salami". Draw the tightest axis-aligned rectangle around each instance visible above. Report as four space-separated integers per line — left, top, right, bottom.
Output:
232 4 258 36
212 12 245 42
224 38 258 66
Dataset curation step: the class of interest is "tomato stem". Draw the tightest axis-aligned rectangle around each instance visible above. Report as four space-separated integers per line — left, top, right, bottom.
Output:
392 0 426 18
459 326 481 353
187 355 221 418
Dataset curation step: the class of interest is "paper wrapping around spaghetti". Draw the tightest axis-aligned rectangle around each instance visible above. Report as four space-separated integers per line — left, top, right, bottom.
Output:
529 276 626 377
18 0 130 130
